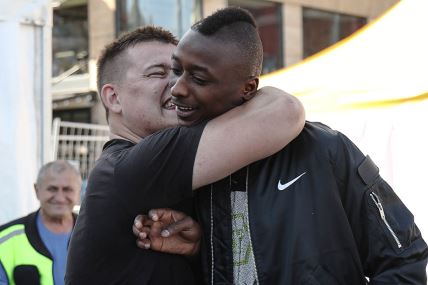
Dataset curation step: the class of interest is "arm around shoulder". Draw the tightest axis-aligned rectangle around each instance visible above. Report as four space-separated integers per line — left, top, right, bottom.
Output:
192 86 305 189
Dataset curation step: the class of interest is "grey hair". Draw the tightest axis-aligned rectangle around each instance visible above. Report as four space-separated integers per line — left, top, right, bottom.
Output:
36 160 81 186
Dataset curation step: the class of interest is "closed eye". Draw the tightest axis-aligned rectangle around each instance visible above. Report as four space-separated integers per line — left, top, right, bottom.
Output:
145 71 167 78
191 74 208 85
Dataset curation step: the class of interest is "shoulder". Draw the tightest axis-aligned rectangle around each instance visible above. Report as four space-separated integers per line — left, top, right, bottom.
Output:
144 123 207 144
301 121 340 140
0 217 25 233
284 121 361 162
101 139 134 159
89 139 134 176
300 121 365 166
289 121 342 151
299 121 359 146
0 212 36 233
130 123 208 157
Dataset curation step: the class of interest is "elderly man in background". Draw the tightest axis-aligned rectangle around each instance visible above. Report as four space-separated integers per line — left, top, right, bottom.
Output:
0 160 81 285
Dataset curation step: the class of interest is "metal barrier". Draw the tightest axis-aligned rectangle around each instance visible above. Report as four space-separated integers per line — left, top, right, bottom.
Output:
52 118 109 180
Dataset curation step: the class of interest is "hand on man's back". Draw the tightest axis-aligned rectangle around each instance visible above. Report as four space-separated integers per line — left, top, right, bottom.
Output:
133 208 201 256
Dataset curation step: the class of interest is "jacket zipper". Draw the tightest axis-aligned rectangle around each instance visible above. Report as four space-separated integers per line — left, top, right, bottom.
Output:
369 192 402 249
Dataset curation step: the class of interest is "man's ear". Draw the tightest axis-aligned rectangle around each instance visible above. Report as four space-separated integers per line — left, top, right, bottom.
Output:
34 184 40 200
100 84 122 114
242 77 259 101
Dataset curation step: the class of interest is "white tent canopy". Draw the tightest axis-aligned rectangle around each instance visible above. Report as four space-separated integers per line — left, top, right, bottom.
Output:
0 0 52 224
260 0 428 236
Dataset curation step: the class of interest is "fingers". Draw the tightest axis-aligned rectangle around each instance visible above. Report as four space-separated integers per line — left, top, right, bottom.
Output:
133 215 144 238
148 208 178 224
132 223 142 238
134 223 162 250
134 214 143 229
146 208 201 239
133 215 154 239
136 209 187 225
136 238 151 249
148 208 187 223
134 215 154 229
161 216 201 239
133 209 201 254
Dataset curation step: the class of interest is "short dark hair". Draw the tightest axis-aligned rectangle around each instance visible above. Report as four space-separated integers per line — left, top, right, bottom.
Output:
97 26 178 120
192 7 263 77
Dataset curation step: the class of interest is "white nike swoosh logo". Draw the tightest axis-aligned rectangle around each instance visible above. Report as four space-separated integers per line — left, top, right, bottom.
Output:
278 172 306 191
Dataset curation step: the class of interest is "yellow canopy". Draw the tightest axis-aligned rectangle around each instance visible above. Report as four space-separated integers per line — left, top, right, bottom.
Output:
260 0 428 112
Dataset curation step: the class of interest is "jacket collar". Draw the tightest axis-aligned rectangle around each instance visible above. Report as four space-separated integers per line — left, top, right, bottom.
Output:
24 209 77 259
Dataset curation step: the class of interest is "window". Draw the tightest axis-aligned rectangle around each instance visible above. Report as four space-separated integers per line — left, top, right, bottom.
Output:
52 1 89 77
229 0 283 74
303 8 367 58
53 108 91 124
117 0 202 38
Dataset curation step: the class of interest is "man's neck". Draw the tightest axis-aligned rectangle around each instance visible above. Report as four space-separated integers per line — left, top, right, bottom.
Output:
39 210 74 234
109 132 141 143
108 120 145 143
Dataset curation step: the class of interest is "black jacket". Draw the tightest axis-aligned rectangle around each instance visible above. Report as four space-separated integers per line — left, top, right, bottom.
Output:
196 122 428 284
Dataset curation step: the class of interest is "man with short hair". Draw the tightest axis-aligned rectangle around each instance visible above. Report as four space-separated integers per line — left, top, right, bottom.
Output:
0 160 81 285
135 7 428 284
65 25 304 284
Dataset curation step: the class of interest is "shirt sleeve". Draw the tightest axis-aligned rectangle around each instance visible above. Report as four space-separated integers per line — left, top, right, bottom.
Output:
115 122 207 213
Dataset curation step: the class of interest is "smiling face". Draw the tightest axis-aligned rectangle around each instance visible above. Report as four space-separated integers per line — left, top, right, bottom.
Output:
170 30 256 126
35 168 81 220
114 41 178 138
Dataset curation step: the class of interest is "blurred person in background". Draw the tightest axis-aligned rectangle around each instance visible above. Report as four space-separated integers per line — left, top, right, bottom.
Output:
0 160 81 285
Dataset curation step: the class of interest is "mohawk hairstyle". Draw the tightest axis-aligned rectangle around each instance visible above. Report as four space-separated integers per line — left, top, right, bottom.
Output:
191 7 263 77
97 26 178 120
192 6 257 35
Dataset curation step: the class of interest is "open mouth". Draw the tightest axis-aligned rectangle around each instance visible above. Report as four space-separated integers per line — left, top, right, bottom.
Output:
173 101 197 119
176 105 195 112
162 98 175 110
173 102 195 112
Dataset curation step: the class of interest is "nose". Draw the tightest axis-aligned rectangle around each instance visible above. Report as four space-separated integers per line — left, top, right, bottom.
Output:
170 73 188 99
54 189 68 203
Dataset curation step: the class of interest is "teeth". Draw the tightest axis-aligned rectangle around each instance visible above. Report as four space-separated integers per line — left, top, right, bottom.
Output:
163 100 175 109
176 105 194 111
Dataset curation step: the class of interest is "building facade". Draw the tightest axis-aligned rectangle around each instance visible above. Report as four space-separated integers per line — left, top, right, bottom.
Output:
51 0 398 125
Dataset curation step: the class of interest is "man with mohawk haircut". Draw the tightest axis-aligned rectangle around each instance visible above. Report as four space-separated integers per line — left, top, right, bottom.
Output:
135 7 428 285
